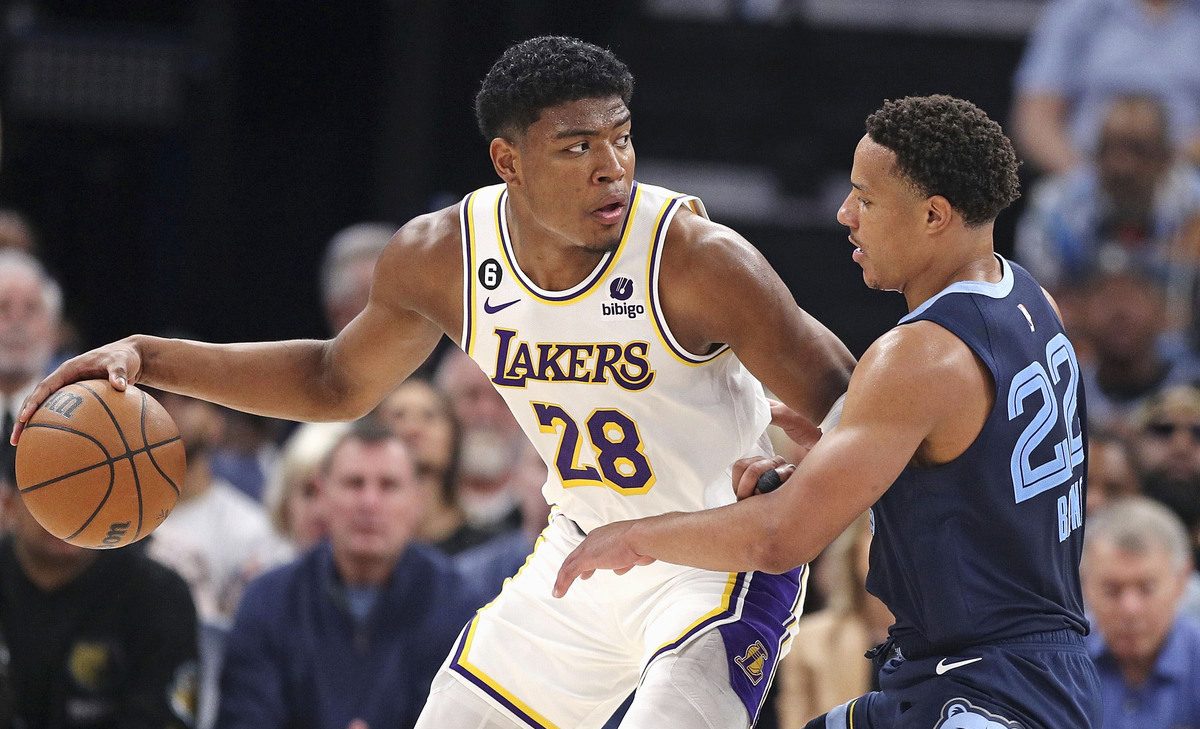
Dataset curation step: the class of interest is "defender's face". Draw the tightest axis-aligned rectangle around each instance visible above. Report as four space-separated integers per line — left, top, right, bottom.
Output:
510 96 634 253
836 135 929 293
1083 540 1187 669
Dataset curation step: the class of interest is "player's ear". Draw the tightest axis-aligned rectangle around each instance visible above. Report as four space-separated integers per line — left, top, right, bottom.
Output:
925 195 953 234
490 137 520 186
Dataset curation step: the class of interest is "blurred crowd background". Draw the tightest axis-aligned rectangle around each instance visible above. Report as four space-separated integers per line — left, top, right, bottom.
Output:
1 1 1200 728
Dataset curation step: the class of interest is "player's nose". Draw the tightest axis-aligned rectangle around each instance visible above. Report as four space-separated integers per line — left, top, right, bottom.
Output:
594 144 626 184
836 194 855 228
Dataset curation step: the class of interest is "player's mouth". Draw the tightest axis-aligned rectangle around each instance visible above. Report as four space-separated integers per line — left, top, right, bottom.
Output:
591 194 629 225
849 235 865 263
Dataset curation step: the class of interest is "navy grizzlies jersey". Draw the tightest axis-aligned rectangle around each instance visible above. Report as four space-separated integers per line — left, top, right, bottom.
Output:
866 255 1089 657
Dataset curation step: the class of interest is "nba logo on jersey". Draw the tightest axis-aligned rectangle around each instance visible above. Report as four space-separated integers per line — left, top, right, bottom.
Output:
602 276 646 320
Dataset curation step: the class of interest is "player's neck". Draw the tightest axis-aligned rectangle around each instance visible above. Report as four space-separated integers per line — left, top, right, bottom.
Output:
902 237 999 313
504 196 607 291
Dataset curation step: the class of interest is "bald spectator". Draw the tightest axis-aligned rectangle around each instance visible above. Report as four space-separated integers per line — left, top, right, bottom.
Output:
319 222 396 334
434 349 528 535
1083 497 1200 728
0 251 60 486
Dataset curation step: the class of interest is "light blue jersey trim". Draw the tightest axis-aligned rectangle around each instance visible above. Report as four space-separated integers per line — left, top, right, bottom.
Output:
899 254 1014 325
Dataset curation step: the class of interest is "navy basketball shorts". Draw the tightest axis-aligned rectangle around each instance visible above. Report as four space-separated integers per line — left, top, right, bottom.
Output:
805 630 1100 729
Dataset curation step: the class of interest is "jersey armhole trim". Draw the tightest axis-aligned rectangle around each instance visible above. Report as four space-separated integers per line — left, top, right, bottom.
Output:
460 191 478 356
647 195 732 366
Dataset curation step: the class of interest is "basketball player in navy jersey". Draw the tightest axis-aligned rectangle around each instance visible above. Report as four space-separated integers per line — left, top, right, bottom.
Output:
557 95 1102 728
12 37 855 728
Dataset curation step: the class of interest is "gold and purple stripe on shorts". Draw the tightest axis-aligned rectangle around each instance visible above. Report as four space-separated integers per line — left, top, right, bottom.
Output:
723 565 807 723
448 615 559 729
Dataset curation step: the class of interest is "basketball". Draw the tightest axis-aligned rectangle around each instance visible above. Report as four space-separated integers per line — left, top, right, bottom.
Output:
14 379 185 549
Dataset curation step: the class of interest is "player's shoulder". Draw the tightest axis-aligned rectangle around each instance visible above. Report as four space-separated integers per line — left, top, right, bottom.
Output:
379 204 462 268
370 204 464 309
858 322 981 392
658 201 768 292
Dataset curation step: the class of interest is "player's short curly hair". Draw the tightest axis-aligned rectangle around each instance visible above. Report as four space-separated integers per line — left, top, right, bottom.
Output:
475 36 634 140
865 95 1021 227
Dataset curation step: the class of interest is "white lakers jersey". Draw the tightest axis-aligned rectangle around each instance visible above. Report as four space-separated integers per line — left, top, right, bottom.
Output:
459 181 772 533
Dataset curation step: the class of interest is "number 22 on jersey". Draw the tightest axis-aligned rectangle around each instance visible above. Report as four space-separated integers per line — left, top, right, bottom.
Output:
1007 332 1084 541
532 402 656 494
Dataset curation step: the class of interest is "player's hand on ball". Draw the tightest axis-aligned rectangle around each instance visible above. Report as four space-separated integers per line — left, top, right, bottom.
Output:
733 455 795 500
12 337 144 445
553 521 655 598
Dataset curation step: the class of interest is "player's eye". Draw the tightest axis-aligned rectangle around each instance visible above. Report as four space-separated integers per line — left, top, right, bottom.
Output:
566 141 588 154
615 133 631 148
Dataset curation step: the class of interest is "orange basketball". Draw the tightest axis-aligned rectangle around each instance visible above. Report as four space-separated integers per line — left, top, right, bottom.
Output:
14 379 185 549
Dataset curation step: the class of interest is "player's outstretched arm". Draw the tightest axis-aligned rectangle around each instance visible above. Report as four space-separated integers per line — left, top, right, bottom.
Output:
554 322 985 595
12 209 458 445
658 211 855 437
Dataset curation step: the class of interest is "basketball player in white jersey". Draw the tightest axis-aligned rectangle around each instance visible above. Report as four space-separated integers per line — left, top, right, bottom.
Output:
12 37 854 727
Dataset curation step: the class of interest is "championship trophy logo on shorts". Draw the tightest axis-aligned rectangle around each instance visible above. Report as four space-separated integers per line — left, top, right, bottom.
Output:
734 640 769 685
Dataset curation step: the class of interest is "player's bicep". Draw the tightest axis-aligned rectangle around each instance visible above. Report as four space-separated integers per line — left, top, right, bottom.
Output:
663 220 854 420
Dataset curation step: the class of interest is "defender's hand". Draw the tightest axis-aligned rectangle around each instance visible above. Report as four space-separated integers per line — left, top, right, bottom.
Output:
768 399 822 452
11 338 144 445
553 521 655 598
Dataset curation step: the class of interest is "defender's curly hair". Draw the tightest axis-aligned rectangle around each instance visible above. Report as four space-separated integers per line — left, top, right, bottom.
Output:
475 36 634 140
865 95 1020 227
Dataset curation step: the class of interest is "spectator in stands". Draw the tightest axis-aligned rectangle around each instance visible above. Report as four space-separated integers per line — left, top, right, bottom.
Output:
1088 431 1142 515
0 477 199 729
0 250 60 497
455 444 551 599
320 222 395 334
1079 270 1199 430
1015 95 1200 322
1083 497 1200 728
265 421 349 550
375 376 498 554
147 391 290 729
1012 0 1200 175
210 410 284 503
0 210 37 254
1130 384 1200 565
434 349 528 535
773 513 892 728
217 420 483 729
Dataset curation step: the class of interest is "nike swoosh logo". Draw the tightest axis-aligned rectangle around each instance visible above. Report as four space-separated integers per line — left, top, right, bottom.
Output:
483 297 520 314
935 657 982 675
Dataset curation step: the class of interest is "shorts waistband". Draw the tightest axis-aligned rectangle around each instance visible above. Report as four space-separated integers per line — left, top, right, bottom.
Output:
986 628 1086 649
892 628 1087 660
